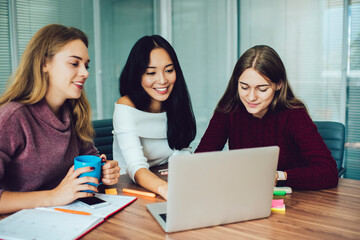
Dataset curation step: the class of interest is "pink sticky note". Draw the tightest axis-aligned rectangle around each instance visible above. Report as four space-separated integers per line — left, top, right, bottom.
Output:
272 199 284 208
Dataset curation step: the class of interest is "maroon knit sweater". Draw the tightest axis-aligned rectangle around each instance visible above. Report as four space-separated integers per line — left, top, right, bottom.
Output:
195 105 339 190
0 99 98 198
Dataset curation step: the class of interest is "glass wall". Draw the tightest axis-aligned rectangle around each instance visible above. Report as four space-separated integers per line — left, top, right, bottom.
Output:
0 0 11 94
240 0 344 122
99 0 154 119
1 0 359 179
0 0 155 120
0 0 95 112
239 0 360 180
346 0 360 179
172 0 237 148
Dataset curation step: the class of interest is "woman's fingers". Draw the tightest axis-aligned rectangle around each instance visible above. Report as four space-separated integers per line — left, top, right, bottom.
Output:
160 171 168 175
75 183 99 193
102 178 118 185
75 191 96 199
72 166 96 178
101 160 120 185
102 172 119 179
51 166 103 206
102 166 120 175
102 161 120 175
102 160 118 169
76 176 99 185
100 154 107 162
65 165 75 177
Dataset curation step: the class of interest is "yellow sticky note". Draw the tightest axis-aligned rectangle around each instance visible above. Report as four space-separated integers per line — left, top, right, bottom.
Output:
105 188 118 195
271 207 285 212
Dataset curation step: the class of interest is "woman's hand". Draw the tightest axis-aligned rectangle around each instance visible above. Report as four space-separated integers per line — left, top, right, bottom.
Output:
49 166 99 206
157 182 168 200
100 154 121 185
275 171 287 186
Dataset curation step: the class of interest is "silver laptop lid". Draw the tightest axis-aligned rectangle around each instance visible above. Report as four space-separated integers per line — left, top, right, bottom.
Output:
165 146 279 232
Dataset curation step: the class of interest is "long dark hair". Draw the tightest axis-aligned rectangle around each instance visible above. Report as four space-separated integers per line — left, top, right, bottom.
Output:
217 45 306 113
119 35 196 150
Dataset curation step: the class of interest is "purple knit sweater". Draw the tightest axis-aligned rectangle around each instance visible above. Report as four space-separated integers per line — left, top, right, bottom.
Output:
0 99 98 198
195 105 339 190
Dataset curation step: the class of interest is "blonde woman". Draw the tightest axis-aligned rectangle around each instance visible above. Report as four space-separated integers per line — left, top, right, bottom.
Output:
0 24 120 214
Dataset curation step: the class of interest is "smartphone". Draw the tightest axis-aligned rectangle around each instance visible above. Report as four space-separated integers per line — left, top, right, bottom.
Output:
77 197 110 209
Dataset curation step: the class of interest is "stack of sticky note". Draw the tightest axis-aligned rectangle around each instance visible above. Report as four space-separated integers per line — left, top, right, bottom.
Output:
271 199 285 213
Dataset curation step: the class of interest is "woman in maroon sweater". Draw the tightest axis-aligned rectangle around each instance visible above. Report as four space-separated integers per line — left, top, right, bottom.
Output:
0 24 120 214
196 45 338 190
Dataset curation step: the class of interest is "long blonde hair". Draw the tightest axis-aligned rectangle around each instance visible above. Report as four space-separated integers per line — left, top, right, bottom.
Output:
0 24 94 143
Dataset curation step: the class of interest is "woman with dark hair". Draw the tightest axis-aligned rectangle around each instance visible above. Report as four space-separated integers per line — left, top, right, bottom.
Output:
0 24 120 214
196 45 338 190
113 35 196 199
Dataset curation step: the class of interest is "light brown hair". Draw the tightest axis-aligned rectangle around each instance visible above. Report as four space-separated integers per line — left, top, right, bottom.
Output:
217 45 306 113
0 24 94 143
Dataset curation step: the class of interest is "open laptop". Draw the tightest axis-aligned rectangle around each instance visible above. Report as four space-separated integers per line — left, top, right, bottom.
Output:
146 146 280 233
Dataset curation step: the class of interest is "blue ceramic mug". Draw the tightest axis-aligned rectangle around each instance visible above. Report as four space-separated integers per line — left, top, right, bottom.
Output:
74 155 105 192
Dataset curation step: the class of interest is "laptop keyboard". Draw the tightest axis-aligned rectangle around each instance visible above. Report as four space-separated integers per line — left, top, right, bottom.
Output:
160 213 167 222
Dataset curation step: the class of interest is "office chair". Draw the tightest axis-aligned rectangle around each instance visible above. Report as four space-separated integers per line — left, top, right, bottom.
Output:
314 121 346 177
92 118 114 160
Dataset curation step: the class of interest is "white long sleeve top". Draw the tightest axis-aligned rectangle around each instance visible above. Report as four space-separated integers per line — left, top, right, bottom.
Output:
113 103 189 182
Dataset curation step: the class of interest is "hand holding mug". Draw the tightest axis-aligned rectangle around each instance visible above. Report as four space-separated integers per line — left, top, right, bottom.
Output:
50 165 99 206
74 155 105 192
99 154 121 185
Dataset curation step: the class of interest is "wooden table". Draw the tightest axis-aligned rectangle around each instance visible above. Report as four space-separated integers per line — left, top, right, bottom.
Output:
1 166 359 239
82 166 360 240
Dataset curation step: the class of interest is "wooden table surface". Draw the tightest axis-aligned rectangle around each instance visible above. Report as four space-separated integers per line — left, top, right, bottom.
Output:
1 165 360 240
82 166 360 240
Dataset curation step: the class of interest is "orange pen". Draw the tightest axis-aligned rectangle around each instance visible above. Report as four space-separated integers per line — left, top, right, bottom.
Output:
54 208 92 215
122 188 156 198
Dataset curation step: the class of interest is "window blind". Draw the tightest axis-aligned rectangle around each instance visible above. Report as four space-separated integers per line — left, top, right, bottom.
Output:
346 0 360 179
15 0 91 60
172 0 237 148
240 0 344 122
0 0 11 94
14 0 96 115
99 0 154 119
0 0 95 115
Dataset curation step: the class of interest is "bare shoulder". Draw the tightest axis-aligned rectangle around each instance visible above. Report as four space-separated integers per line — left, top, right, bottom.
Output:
116 96 136 108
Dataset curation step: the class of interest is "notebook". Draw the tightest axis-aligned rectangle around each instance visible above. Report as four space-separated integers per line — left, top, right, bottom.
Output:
0 193 136 240
147 146 280 233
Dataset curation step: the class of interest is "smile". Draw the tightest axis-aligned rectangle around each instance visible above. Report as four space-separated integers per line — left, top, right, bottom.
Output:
73 81 84 90
154 87 168 94
247 102 259 108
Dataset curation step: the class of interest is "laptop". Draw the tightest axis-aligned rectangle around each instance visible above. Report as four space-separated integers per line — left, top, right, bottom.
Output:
146 146 280 233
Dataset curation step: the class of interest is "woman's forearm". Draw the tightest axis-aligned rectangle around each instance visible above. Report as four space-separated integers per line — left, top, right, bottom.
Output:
0 190 55 214
134 168 168 199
